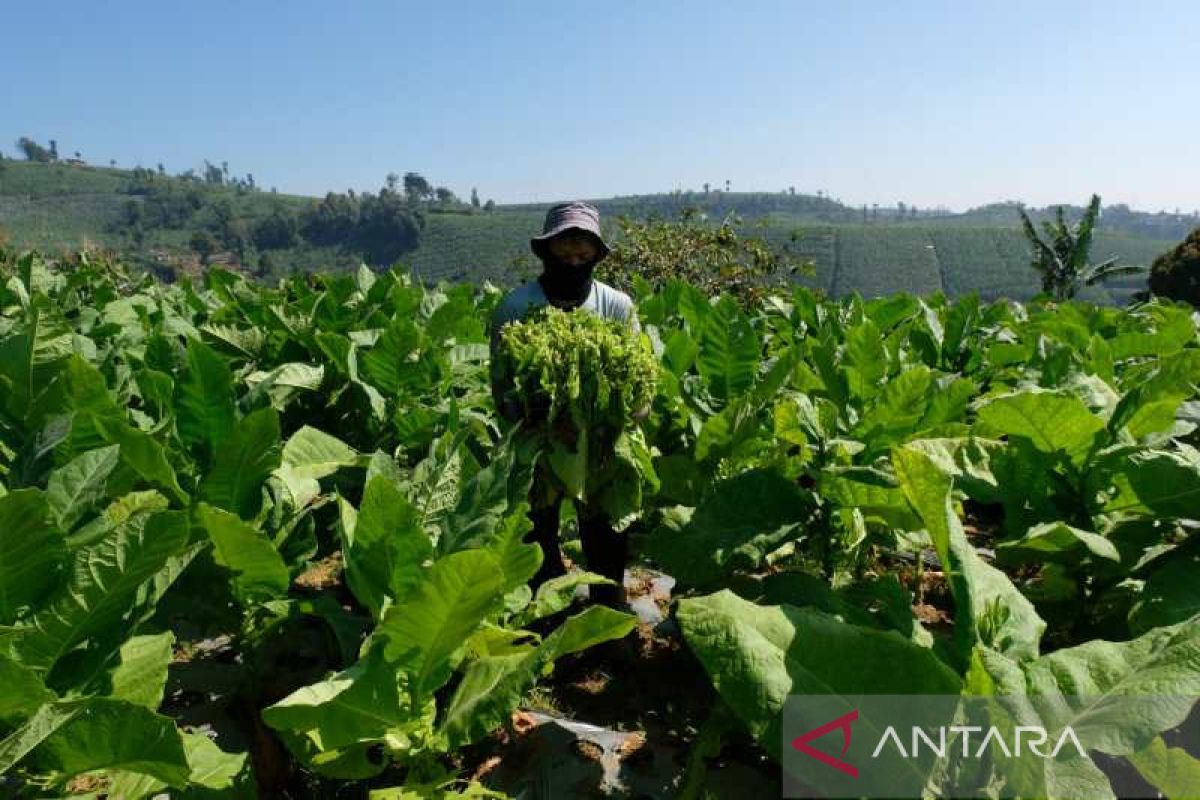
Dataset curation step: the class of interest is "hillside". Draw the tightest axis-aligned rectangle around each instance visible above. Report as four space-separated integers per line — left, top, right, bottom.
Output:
0 159 1182 302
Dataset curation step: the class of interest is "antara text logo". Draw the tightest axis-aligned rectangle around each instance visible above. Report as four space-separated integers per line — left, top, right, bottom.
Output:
783 694 1196 799
870 722 1085 760
790 709 1085 778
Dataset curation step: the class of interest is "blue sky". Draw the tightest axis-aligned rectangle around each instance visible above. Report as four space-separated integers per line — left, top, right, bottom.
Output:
6 1 1198 211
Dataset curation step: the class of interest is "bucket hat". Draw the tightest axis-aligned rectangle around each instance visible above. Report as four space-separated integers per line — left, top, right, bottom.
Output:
530 201 610 261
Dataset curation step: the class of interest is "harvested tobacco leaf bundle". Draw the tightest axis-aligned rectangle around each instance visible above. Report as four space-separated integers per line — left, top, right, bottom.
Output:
494 306 656 435
494 307 658 511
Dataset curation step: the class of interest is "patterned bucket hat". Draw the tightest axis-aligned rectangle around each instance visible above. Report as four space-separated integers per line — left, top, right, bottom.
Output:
530 201 611 261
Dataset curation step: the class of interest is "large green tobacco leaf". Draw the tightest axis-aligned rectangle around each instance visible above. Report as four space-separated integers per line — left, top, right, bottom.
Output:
819 466 922 530
1128 737 1200 799
513 571 615 626
1107 352 1200 440
199 407 281 519
339 476 434 620
404 433 468 539
970 615 1200 799
174 339 236 463
989 437 1062 536
976 615 1200 747
245 361 325 409
369 782 507 799
1128 543 1200 634
898 436 1002 503
662 327 700 377
1103 450 1200 519
695 295 760 400
264 644 427 755
995 521 1121 565
975 390 1106 465
277 425 365 508
695 351 794 463
440 605 636 747
201 322 266 359
894 445 1045 667
0 653 54 725
646 469 810 588
13 511 190 674
66 489 169 550
24 698 191 787
55 356 188 504
0 489 66 625
0 307 71 410
850 365 933 453
45 444 120 530
281 426 364 478
178 731 249 791
841 317 889 402
677 590 961 762
0 701 84 775
379 549 506 701
694 393 761 464
1108 307 1197 360
591 429 660 525
360 318 432 396
545 429 589 500
106 730 250 797
474 503 541 595
440 442 530 555
194 503 289 605
762 572 932 646
90 415 189 505
102 631 174 709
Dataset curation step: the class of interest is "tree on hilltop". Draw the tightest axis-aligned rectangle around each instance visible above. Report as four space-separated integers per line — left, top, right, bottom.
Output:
16 137 54 163
403 172 432 203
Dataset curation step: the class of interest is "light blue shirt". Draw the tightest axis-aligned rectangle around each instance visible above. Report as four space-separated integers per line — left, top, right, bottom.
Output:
490 278 639 349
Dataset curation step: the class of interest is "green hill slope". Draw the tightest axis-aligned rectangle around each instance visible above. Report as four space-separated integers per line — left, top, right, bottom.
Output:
0 159 1179 302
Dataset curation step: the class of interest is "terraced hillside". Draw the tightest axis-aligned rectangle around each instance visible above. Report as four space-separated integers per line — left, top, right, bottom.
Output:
0 160 1179 301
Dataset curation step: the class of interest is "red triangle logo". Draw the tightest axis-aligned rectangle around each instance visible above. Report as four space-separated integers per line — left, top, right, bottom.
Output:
790 709 859 778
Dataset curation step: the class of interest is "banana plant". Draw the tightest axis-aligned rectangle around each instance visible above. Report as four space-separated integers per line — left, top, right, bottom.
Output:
1018 194 1147 301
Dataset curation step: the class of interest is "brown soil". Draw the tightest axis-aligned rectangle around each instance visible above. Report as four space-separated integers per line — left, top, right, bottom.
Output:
292 551 344 592
65 774 110 795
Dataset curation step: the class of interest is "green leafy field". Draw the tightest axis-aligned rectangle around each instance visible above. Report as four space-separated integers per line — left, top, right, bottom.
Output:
1 247 1198 798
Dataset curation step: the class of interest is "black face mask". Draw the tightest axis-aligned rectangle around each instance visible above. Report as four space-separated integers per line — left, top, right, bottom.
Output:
538 258 595 307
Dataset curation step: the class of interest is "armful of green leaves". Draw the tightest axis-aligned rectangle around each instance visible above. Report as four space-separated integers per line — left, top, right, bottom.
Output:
492 308 659 514
492 307 657 433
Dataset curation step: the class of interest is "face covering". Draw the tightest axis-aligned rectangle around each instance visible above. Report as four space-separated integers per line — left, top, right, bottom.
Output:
538 258 595 307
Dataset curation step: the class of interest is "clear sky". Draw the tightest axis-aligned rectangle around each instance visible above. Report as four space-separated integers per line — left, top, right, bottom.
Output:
6 1 1198 212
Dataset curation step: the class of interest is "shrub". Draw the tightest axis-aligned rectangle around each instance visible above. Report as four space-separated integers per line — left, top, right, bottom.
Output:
1148 227 1200 306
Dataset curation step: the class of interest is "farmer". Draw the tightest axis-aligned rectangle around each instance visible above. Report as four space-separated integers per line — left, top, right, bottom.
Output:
489 201 640 608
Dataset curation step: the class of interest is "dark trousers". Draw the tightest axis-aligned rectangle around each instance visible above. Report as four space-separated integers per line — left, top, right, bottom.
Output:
526 495 628 607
